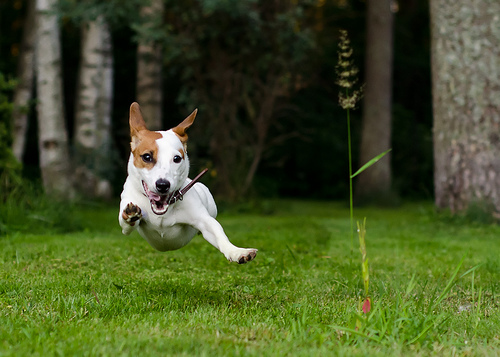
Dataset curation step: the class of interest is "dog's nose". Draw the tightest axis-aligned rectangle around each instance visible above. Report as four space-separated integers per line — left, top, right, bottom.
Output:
155 179 170 194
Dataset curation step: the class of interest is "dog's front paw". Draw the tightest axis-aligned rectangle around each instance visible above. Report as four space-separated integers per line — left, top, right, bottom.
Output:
122 203 142 226
228 248 257 264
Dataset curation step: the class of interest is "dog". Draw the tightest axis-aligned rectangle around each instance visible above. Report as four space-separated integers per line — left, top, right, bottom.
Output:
119 102 257 264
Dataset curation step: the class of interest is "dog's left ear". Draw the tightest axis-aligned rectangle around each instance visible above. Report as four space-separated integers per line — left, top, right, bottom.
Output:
172 109 197 146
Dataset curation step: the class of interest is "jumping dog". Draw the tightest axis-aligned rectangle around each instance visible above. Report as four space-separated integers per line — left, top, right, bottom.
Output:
119 102 257 264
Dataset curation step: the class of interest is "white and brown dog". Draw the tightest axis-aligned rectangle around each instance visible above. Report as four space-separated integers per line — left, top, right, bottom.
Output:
119 102 257 264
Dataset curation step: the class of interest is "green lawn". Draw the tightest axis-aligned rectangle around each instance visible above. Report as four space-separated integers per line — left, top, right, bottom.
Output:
1 200 499 356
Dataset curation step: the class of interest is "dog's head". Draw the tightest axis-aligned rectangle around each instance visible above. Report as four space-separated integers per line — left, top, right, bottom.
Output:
128 102 197 215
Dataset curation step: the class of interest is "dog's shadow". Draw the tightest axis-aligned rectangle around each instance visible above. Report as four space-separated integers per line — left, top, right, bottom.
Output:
125 275 253 312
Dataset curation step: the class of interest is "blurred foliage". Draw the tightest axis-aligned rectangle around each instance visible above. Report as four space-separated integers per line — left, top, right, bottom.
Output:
0 179 84 235
158 0 320 199
1 0 434 202
0 72 23 202
58 0 143 26
0 72 81 235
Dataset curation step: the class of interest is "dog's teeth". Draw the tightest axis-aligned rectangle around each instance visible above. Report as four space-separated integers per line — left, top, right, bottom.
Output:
151 202 169 215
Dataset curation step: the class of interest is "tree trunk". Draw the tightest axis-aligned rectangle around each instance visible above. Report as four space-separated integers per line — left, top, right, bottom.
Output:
12 0 36 162
74 17 114 199
355 0 395 203
430 0 500 216
35 0 73 198
136 0 164 130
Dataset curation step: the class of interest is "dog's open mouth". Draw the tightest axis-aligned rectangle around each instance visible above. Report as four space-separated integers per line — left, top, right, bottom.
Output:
142 181 169 215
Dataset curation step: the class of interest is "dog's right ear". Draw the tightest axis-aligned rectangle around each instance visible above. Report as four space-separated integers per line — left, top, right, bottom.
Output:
130 102 148 136
129 102 148 151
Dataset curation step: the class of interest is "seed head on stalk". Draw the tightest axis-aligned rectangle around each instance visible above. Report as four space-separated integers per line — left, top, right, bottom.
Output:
336 29 363 109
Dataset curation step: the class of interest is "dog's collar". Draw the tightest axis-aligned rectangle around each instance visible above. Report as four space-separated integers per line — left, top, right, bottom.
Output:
165 168 209 208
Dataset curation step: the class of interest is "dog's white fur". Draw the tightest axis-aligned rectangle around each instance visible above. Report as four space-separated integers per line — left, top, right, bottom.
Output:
119 102 257 264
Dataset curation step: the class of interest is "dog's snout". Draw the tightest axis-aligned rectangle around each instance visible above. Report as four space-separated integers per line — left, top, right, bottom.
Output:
156 179 171 194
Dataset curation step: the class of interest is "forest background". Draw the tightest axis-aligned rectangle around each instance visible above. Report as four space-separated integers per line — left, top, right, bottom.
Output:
0 0 469 212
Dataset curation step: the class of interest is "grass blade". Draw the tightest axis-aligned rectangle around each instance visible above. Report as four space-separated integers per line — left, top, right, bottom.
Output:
407 315 449 345
331 325 381 342
404 273 417 298
351 149 392 178
432 255 466 307
286 244 297 262
460 263 483 279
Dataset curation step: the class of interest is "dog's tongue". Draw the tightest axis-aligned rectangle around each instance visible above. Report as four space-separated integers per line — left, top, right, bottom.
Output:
142 181 169 215
148 191 161 202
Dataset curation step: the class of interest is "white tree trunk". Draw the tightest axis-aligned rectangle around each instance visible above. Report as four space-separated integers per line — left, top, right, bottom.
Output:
431 0 500 216
12 0 36 162
35 0 73 198
74 16 113 198
136 0 164 130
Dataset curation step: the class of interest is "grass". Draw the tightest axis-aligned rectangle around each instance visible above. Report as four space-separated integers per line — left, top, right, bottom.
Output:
1 200 500 356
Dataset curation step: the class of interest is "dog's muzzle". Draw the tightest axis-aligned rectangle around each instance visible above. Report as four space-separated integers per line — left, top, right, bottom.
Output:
142 180 170 215
141 169 209 216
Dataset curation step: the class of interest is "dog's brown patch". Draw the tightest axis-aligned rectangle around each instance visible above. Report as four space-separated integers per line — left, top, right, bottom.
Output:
132 131 162 169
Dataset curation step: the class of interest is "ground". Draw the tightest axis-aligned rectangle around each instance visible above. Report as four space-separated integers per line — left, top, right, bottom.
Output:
1 200 499 356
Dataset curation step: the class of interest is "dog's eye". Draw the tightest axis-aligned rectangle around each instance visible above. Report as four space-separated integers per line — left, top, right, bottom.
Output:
141 153 154 163
173 155 182 164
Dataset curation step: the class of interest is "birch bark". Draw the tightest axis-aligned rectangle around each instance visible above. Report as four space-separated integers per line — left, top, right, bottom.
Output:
35 0 73 198
74 16 113 198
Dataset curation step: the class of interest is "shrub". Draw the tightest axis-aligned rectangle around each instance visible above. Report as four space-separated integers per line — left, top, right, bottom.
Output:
0 72 22 203
0 73 82 235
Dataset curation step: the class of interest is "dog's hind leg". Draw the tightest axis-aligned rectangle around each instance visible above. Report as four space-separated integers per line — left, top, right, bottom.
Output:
193 216 257 264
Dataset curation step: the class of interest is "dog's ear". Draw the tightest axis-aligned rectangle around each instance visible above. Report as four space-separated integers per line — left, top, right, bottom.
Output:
172 109 197 144
130 102 148 137
129 102 148 151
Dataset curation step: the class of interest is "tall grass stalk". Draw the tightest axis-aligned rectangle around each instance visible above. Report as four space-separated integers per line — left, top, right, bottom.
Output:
336 30 391 257
346 94 355 254
336 30 362 257
336 29 409 340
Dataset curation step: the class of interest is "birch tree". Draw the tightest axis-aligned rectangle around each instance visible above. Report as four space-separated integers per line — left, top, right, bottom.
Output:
136 0 164 130
35 0 73 198
74 16 114 199
431 0 500 217
12 0 36 162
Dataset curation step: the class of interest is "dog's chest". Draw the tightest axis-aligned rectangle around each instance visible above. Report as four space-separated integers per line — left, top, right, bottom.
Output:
138 213 197 251
143 208 178 230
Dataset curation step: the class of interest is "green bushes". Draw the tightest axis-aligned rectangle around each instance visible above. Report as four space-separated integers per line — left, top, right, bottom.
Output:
0 73 22 203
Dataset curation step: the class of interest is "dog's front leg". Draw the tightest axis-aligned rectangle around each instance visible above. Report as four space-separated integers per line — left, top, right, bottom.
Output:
194 216 257 264
119 202 143 235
